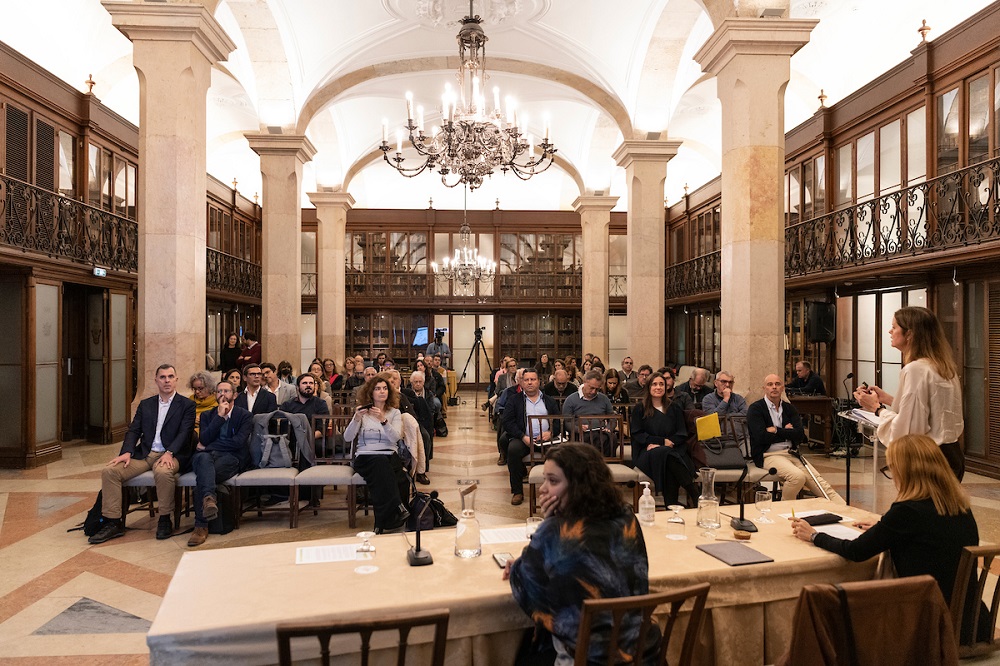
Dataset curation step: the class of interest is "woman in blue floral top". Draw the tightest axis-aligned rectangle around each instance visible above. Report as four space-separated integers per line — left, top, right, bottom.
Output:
505 443 659 665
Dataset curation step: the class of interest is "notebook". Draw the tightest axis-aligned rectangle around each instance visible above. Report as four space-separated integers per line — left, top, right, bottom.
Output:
696 542 774 566
696 413 722 440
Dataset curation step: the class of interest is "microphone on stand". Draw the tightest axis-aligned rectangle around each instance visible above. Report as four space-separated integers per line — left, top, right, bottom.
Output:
730 466 757 533
842 372 855 405
407 490 438 567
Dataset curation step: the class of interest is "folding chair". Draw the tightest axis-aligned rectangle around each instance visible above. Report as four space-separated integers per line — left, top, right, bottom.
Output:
950 545 1000 658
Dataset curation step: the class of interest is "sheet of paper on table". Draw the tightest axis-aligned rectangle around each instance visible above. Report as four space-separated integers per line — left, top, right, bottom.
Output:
481 526 530 544
295 544 358 564
851 408 882 426
815 523 863 540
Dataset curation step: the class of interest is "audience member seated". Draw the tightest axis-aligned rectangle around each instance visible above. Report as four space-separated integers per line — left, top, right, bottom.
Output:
619 356 636 383
505 443 658 664
786 360 827 396
219 332 241 376
664 371 694 411
502 368 560 506
344 376 410 533
676 368 713 408
276 360 295 384
322 358 344 391
279 373 331 442
494 371 524 466
402 370 434 484
700 370 748 418
543 369 577 399
563 370 616 442
225 368 244 395
188 371 217 437
492 358 520 406
624 364 652 398
383 369 414 418
426 330 452 368
373 352 388 372
535 353 554 385
630 372 698 507
412 358 442 418
748 374 843 503
235 363 277 416
89 364 196 544
235 330 261 368
261 362 297 405
602 368 631 405
790 433 988 643
187 380 252 547
343 357 356 381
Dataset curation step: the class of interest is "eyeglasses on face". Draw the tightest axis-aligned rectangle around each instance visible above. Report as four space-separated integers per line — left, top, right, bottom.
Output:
879 465 892 480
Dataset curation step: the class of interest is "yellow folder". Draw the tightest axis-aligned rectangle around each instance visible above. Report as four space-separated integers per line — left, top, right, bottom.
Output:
696 412 722 441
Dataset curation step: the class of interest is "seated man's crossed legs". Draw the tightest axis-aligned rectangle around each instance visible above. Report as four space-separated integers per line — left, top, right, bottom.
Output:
188 450 242 547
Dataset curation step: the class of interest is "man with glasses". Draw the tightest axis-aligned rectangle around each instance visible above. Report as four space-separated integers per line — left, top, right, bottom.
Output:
701 371 748 417
677 368 713 408
624 364 653 398
235 363 277 415
747 374 843 503
620 356 636 383
188 371 217 437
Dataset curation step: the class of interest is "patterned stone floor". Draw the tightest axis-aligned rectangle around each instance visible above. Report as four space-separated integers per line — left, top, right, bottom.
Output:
1 398 999 664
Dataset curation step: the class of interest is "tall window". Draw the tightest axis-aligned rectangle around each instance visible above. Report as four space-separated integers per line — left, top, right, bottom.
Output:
937 88 960 175
835 143 853 208
968 74 990 165
906 107 926 184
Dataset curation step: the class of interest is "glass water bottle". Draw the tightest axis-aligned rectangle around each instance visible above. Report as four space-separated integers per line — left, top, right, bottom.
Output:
455 480 481 558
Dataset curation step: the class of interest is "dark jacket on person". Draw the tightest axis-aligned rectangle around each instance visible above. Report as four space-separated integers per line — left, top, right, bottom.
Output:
542 381 576 398
279 395 330 431
786 371 827 396
676 380 713 407
121 393 197 467
429 369 446 400
402 387 435 437
502 391 560 442
235 387 278 416
746 397 806 468
199 405 253 470
219 346 241 374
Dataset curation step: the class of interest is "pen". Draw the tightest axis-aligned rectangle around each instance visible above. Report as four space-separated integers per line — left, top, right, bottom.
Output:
791 507 796 519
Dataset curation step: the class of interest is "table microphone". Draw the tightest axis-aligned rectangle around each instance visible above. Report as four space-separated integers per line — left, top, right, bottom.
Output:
729 466 757 533
407 491 437 566
841 373 854 404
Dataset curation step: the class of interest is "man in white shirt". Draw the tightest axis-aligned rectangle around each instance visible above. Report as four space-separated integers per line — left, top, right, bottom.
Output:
261 362 296 405
235 363 277 415
620 357 636 383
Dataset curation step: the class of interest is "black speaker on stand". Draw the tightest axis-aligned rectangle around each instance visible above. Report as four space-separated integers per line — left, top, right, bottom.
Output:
807 302 836 344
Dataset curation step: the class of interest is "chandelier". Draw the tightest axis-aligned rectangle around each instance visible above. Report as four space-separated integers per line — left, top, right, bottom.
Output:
380 0 557 191
431 187 497 289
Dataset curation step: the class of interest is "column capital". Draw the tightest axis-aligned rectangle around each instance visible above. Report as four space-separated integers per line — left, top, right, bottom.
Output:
612 140 682 169
102 2 236 63
572 195 619 214
308 191 356 211
245 133 318 163
694 18 818 76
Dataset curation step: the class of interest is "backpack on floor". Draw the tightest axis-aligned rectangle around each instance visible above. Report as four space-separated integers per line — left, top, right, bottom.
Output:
66 491 107 537
207 485 237 535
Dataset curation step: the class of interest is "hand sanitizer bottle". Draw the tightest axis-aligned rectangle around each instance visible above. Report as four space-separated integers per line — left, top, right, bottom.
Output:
638 481 655 527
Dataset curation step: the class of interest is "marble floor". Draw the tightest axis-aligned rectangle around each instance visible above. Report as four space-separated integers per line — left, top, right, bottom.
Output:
1 397 999 664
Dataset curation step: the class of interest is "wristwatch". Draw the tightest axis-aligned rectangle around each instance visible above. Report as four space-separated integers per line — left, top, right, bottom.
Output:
381 420 388 426
810 532 818 543
875 404 886 416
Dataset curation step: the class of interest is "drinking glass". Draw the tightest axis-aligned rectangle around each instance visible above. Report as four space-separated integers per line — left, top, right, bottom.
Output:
356 531 376 560
666 505 687 540
525 516 543 540
755 491 774 524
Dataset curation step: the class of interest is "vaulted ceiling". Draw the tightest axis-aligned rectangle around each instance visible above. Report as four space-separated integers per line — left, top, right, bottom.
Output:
1 0 993 211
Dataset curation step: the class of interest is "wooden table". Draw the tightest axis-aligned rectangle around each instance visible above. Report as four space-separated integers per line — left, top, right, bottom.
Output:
789 395 835 452
147 499 878 665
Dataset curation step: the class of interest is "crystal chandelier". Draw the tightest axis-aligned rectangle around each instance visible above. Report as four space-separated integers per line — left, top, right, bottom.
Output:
380 0 557 191
431 187 497 289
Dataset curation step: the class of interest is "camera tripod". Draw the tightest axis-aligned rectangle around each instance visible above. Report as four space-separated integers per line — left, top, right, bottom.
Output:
452 332 494 404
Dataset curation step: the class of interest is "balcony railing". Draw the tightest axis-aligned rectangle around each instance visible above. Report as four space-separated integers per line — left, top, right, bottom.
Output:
0 173 137 272
302 271 316 296
207 249 261 299
665 252 721 299
786 156 1000 276
609 274 627 297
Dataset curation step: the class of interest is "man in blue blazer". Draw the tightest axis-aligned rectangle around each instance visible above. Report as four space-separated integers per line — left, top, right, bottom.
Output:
187 380 253 547
90 364 196 544
234 363 277 415
501 368 560 506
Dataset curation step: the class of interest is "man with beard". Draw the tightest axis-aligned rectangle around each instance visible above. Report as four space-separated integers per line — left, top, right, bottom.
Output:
664 371 694 411
280 373 330 441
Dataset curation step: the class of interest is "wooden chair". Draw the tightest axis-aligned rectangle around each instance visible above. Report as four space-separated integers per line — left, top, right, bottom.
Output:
574 583 710 666
276 607 450 666
950 545 1000 658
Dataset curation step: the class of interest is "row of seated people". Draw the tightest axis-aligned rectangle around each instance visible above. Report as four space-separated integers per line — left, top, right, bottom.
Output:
88 363 434 547
492 364 843 508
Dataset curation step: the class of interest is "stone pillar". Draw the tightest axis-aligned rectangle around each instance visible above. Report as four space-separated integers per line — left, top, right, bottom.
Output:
103 2 235 400
246 134 317 371
573 195 618 360
695 19 816 400
307 191 354 366
612 141 681 369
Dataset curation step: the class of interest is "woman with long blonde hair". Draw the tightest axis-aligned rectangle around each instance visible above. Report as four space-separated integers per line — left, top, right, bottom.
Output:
854 306 964 479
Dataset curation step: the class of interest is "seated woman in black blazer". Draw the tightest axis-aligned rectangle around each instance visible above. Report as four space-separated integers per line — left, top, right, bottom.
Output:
791 433 986 642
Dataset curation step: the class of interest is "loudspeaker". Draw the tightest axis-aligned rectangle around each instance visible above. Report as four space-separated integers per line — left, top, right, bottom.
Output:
807 302 836 344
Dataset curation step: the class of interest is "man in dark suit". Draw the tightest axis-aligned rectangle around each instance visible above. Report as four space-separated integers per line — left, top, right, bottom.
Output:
502 368 560 506
402 369 434 484
90 363 196 544
747 374 842 503
235 363 277 415
187 380 253 547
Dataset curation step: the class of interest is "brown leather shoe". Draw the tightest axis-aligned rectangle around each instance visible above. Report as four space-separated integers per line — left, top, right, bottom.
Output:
187 527 209 547
202 495 219 521
511 493 524 506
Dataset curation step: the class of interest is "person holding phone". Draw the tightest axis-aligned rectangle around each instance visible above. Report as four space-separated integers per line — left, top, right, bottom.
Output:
853 306 965 480
343 376 409 533
503 443 658 665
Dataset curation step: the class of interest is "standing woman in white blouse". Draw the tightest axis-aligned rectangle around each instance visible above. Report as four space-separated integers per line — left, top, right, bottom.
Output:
854 306 965 480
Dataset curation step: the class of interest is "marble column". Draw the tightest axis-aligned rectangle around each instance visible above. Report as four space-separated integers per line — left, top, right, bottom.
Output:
612 140 681 369
103 2 235 400
246 134 317 371
307 191 354 366
573 195 618 360
695 18 816 400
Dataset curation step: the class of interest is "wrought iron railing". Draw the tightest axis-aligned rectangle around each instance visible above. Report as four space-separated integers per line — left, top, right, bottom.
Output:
207 249 261 299
302 271 317 296
0 173 137 272
609 274 627 297
786 156 1000 275
665 252 721 299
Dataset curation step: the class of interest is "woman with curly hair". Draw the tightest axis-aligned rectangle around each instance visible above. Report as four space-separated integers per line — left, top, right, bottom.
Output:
343 375 409 533
505 443 658 665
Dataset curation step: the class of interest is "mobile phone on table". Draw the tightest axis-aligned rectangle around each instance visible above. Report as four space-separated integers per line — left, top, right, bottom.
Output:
493 552 513 568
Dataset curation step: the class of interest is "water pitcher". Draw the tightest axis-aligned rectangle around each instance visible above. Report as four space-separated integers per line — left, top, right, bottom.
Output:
455 480 481 558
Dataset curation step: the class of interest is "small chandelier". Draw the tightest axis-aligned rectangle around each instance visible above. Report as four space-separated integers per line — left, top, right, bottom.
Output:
380 0 557 191
431 188 497 289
